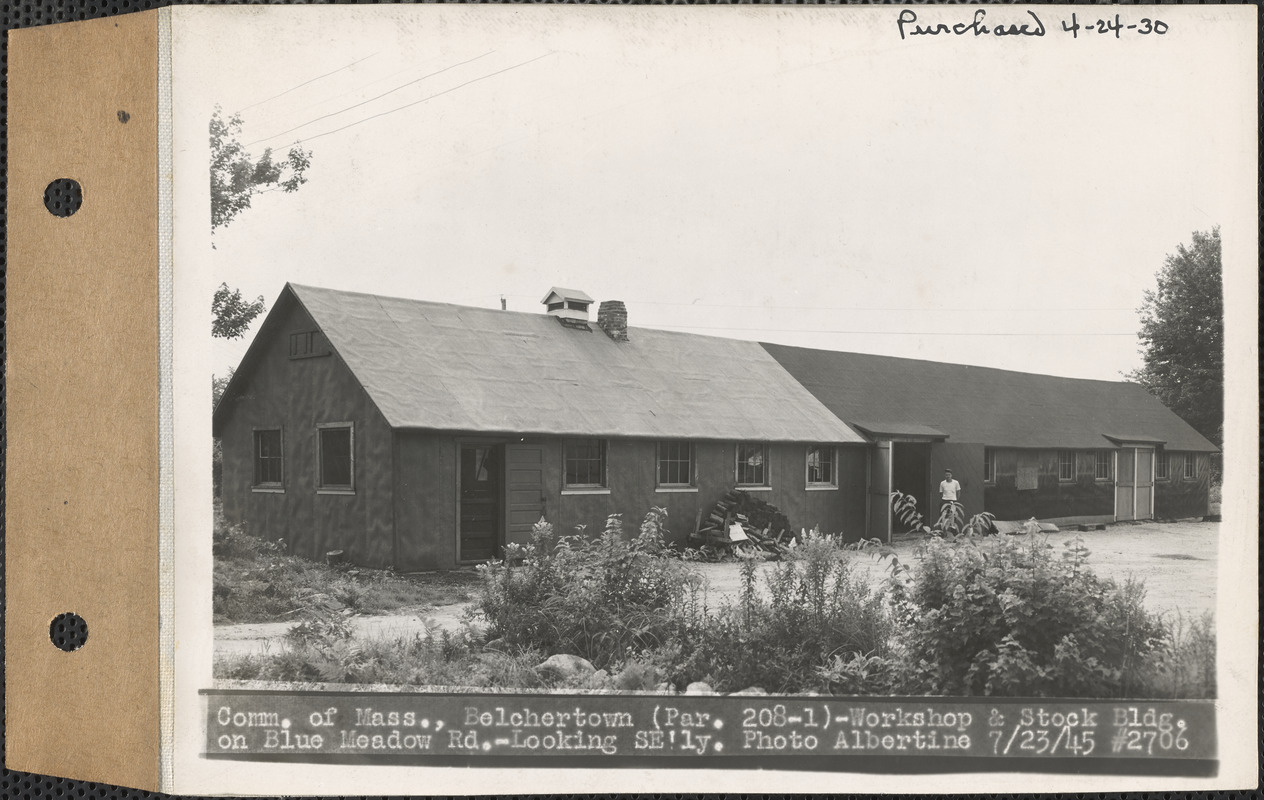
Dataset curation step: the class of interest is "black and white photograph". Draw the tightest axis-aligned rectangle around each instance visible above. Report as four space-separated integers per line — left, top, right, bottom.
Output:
160 4 1256 793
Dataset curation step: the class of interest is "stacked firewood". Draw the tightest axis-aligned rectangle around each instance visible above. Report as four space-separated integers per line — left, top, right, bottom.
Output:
690 489 795 557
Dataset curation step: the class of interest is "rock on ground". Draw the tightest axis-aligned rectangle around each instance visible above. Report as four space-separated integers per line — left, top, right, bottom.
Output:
534 653 596 683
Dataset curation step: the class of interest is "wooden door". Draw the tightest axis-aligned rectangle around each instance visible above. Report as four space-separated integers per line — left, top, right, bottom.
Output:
870 442 893 542
1135 447 1154 520
505 444 546 548
459 445 501 562
1114 448 1136 521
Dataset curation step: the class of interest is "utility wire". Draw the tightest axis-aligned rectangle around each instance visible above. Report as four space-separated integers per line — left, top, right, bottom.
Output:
651 325 1137 336
233 52 380 116
247 51 497 147
291 61 438 115
287 53 554 148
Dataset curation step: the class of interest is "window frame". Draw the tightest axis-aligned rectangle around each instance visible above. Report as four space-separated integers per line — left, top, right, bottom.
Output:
805 444 838 490
655 440 696 491
1155 451 1170 481
251 427 285 492
983 448 995 484
563 438 609 493
1183 453 1196 480
735 442 771 489
316 421 355 494
1057 450 1075 482
1094 450 1113 481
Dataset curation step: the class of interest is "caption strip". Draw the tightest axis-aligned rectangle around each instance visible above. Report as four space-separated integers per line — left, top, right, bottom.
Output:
203 691 1213 770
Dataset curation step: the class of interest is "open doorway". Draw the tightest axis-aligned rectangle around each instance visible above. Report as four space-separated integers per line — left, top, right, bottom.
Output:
459 444 502 562
891 442 931 529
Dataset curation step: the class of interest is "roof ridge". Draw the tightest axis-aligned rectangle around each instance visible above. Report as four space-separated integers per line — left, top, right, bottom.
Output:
287 282 789 347
760 340 1144 387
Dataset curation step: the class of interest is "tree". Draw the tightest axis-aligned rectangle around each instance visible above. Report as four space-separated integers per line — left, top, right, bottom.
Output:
212 368 235 409
1128 227 1223 447
213 282 266 340
210 105 312 233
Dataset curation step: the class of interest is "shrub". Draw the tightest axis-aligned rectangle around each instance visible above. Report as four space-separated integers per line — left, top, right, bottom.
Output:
890 534 1168 697
656 530 894 693
473 509 697 669
892 490 994 537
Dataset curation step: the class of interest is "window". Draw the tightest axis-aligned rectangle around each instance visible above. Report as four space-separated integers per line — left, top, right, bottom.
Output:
656 441 694 487
736 442 769 487
983 448 995 483
1183 453 1196 480
1155 451 1169 480
289 330 328 359
1094 450 1112 481
253 429 283 487
1058 450 1075 482
564 439 607 488
546 301 590 313
806 445 836 487
317 423 354 491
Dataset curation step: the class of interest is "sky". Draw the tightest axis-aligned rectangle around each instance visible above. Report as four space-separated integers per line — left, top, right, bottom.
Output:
173 6 1256 382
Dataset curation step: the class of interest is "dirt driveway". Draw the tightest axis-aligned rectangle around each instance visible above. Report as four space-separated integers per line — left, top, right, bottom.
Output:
214 520 1218 659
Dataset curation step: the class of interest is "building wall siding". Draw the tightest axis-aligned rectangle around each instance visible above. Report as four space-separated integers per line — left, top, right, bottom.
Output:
388 436 869 570
984 447 1114 521
928 442 986 519
218 299 395 567
544 439 867 545
393 431 459 571
1155 451 1211 519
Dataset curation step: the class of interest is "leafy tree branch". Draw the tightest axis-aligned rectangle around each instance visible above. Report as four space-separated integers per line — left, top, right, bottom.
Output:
210 105 312 233
213 283 266 340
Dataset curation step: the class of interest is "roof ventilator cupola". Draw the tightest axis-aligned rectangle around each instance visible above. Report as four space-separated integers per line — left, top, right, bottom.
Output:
541 287 594 331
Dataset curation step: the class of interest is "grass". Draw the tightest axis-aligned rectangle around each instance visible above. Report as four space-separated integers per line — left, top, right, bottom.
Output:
212 507 479 624
215 626 548 688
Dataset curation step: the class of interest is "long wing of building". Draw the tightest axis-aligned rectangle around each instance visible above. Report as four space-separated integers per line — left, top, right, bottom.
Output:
213 284 1217 570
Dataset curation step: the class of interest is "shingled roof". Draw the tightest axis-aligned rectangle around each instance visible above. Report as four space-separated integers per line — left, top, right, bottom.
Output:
761 343 1218 452
270 284 864 443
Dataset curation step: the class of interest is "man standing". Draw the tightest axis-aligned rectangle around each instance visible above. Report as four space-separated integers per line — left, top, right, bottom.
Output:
939 469 962 513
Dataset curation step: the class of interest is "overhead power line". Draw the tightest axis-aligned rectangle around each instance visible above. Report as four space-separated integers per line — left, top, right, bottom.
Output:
233 52 380 116
247 51 497 147
652 325 1137 336
286 52 554 148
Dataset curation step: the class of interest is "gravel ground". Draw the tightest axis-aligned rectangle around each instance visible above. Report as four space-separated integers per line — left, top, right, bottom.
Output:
214 519 1218 659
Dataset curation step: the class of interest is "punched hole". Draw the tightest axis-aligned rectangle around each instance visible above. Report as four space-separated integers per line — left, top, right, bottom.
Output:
43 178 83 218
50 612 89 652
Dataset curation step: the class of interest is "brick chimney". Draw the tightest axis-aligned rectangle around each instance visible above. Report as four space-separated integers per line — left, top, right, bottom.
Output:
597 300 629 342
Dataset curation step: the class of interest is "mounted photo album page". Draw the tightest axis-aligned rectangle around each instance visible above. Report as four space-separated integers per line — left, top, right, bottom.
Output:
162 4 1257 794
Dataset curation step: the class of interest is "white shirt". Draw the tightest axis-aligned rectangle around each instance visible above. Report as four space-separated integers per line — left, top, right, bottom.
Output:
939 478 961 501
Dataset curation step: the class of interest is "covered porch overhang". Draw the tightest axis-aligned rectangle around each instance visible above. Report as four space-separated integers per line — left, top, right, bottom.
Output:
851 420 950 542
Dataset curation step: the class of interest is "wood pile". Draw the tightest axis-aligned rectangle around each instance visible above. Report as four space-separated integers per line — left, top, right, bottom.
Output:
690 489 795 558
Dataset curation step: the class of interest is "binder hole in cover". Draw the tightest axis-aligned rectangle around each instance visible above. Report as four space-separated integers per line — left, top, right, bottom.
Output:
43 178 83 217
49 612 89 652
